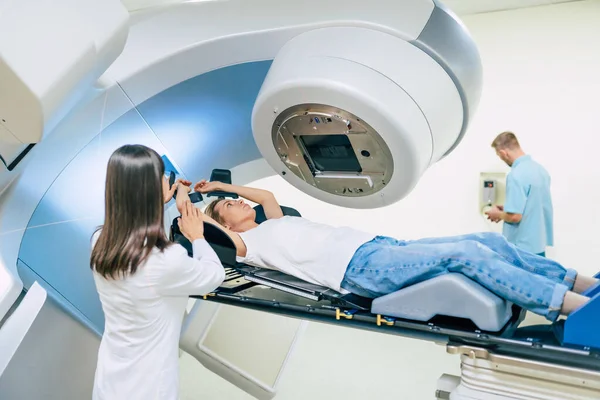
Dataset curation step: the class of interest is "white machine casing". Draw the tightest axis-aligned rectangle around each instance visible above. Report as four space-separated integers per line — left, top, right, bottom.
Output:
0 1 487 399
0 0 129 146
253 24 468 208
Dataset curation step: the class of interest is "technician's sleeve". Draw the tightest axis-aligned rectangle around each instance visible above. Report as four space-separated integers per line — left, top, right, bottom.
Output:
504 174 528 215
159 240 226 296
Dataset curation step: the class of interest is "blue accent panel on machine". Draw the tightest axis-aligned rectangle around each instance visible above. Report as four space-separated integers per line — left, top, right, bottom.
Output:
583 280 600 298
28 109 170 227
161 155 179 175
17 258 101 337
562 292 600 350
19 109 171 331
18 62 271 333
136 61 271 182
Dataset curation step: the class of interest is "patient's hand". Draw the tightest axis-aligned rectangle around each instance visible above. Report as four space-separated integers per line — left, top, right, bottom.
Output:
194 180 227 193
177 181 192 193
164 178 191 203
175 180 193 213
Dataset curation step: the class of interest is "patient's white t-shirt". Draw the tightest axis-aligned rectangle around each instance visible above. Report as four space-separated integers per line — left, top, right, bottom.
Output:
236 216 375 292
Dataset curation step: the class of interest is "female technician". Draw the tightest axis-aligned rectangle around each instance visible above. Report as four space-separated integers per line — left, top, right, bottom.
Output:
90 144 225 400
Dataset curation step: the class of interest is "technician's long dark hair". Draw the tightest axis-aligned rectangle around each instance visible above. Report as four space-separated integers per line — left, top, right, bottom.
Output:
91 144 171 279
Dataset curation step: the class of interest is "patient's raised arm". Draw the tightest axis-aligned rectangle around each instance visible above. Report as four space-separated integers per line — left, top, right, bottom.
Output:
175 183 225 230
195 180 284 220
175 182 193 214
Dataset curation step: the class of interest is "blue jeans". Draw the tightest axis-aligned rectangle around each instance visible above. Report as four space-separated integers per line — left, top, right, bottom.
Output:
340 232 577 322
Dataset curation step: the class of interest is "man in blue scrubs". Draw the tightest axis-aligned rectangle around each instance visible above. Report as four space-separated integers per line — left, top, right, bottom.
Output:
485 132 554 256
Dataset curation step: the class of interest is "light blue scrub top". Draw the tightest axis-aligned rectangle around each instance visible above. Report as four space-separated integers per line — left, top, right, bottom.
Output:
503 155 554 254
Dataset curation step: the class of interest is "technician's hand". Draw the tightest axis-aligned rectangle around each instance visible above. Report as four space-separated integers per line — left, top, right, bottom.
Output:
486 215 500 223
491 205 504 221
194 179 227 193
164 178 191 203
178 201 205 242
485 206 502 223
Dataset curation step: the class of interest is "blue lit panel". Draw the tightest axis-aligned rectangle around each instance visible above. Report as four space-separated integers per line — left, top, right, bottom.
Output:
18 218 107 333
136 61 270 182
20 109 171 331
19 62 270 333
162 155 179 175
28 110 170 228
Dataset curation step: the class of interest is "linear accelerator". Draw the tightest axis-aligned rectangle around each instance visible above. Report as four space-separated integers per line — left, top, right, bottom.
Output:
0 0 599 399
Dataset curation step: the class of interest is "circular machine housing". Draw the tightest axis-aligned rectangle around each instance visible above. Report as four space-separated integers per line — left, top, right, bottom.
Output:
252 7 482 209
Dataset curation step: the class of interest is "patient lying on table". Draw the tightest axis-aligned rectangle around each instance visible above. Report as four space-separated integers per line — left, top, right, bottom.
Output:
175 180 598 322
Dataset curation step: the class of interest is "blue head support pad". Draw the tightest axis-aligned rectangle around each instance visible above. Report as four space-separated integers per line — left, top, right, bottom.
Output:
205 169 239 200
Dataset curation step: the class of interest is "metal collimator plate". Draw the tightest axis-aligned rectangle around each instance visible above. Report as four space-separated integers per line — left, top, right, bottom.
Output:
272 104 394 197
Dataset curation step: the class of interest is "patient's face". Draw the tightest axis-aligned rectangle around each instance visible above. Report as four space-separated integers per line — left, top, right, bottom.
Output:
216 199 255 231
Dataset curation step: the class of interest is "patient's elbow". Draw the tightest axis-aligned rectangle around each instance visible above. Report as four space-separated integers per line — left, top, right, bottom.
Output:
260 191 277 205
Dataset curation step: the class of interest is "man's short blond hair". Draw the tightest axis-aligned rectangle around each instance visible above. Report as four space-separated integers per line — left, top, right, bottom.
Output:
491 131 520 150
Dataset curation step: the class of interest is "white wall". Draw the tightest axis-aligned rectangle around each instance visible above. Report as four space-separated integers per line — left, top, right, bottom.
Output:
180 1 600 398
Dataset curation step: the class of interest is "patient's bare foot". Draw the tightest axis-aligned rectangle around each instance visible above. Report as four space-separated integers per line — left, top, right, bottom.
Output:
560 291 590 316
573 275 599 294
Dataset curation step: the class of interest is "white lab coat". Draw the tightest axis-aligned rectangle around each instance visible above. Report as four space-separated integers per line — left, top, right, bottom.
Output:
91 231 225 400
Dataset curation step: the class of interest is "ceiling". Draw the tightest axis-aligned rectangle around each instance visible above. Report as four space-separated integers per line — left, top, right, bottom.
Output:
120 0 583 14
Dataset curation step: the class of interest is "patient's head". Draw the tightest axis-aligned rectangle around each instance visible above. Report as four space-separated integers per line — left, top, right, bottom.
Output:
205 198 256 232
